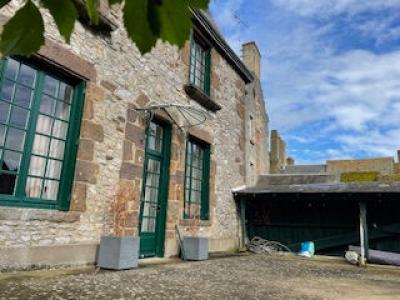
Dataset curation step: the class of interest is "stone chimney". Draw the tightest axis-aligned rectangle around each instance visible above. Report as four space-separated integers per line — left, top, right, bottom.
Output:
242 42 261 79
286 157 295 166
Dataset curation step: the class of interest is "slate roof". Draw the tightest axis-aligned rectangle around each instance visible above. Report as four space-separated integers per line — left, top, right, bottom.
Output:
234 174 400 195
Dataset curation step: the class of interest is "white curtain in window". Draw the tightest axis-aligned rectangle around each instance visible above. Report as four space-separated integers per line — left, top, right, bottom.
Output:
26 111 65 200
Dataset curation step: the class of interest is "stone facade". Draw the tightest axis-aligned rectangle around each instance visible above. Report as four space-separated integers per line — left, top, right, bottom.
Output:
243 42 269 185
0 4 269 268
270 130 287 174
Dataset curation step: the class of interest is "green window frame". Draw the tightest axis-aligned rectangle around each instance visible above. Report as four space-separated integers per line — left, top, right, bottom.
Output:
0 57 85 210
184 137 211 220
189 35 211 96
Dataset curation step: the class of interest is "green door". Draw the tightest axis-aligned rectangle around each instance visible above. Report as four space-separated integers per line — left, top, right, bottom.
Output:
139 120 171 257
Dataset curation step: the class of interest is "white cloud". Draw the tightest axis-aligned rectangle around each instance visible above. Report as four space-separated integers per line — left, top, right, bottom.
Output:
210 0 245 30
336 129 400 157
271 0 400 17
211 0 400 162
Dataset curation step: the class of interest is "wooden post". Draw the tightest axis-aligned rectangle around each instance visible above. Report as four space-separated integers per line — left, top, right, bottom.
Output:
240 198 247 251
359 201 369 266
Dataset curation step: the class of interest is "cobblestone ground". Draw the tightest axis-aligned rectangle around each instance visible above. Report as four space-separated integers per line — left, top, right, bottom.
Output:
1 254 400 299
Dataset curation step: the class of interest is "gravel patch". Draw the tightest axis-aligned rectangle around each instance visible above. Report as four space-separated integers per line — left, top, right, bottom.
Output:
1 254 400 299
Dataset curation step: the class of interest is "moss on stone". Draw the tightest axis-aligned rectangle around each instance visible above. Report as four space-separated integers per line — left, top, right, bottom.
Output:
378 174 400 181
340 171 379 183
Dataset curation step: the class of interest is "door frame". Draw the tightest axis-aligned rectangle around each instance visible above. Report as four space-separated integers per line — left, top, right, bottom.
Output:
138 119 171 257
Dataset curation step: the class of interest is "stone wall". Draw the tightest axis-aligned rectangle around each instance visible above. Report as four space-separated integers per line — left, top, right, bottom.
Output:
242 43 270 186
394 163 400 175
270 130 286 174
0 3 262 266
327 157 395 176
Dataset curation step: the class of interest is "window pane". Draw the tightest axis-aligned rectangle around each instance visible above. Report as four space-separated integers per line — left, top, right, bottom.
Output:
149 122 156 135
148 135 156 150
143 201 157 218
191 190 201 204
53 120 68 140
55 101 70 121
42 180 59 201
5 128 25 151
1 79 14 102
185 176 191 189
144 186 159 204
32 134 50 156
45 159 62 179
189 203 200 218
147 159 160 174
192 179 202 191
4 58 19 80
26 177 42 198
192 167 202 180
3 150 21 172
49 139 65 159
9 107 29 129
146 172 159 187
58 83 73 103
36 115 53 135
18 64 36 87
14 85 32 108
0 102 10 123
0 171 17 195
40 94 56 115
28 156 46 177
142 218 156 233
0 125 5 146
155 125 163 140
43 76 58 97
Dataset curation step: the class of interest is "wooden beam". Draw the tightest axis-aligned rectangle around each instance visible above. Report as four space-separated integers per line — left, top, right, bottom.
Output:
239 198 247 250
359 201 369 266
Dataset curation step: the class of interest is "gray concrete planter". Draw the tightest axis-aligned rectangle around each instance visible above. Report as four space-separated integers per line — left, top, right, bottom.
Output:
182 237 208 261
97 236 140 270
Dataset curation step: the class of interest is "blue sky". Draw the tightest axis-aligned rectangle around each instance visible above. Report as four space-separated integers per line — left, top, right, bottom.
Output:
210 0 400 164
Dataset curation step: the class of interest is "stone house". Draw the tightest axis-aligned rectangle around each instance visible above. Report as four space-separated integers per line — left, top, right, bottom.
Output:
0 3 269 268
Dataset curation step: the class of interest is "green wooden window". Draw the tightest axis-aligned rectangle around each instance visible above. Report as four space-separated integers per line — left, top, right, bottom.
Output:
189 37 211 96
184 138 210 220
0 57 85 210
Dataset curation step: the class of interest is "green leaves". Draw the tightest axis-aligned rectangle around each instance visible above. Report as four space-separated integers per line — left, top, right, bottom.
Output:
108 0 123 5
0 0 44 57
85 0 99 25
0 0 211 57
123 0 159 54
157 0 209 48
124 0 210 54
41 0 78 43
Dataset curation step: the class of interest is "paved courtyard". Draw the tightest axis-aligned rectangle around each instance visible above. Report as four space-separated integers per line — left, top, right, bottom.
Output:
1 254 400 299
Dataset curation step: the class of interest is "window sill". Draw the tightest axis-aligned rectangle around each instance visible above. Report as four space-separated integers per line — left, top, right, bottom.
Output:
184 84 221 112
0 207 80 223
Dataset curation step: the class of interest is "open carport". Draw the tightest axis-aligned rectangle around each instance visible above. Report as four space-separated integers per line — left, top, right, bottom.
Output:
234 174 400 263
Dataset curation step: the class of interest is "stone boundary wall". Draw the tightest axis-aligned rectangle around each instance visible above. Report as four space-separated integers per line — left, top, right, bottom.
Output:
327 157 395 176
